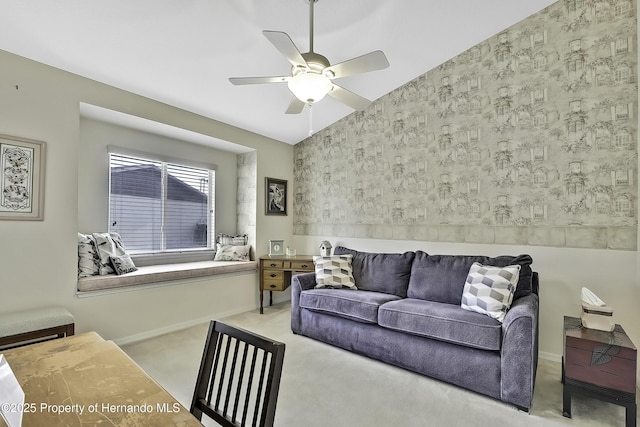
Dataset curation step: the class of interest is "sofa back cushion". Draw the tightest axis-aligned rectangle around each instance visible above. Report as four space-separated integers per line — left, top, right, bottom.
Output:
407 251 533 305
333 247 415 297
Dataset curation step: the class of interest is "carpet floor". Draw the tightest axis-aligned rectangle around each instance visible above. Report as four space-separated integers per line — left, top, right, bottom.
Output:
122 302 636 426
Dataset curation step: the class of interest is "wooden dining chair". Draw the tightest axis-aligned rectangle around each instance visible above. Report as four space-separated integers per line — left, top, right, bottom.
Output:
190 321 286 427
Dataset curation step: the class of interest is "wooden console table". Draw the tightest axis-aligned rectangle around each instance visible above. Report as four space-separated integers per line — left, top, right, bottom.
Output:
259 254 314 314
562 316 637 427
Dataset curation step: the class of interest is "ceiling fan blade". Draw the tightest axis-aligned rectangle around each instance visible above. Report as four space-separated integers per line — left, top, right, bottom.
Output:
263 30 308 69
328 84 372 111
285 97 306 114
229 76 290 85
324 50 389 79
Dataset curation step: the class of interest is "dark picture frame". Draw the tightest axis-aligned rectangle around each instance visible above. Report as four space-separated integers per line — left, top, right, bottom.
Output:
265 177 287 216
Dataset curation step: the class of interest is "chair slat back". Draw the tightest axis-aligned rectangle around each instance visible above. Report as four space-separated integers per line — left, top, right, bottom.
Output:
191 321 285 427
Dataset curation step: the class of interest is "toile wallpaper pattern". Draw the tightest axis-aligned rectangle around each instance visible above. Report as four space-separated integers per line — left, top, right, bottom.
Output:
293 0 638 250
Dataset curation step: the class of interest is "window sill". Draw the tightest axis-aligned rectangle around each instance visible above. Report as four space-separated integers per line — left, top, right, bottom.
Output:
76 260 258 296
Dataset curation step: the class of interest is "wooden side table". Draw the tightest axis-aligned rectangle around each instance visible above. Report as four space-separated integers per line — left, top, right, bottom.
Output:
562 316 637 427
259 255 314 314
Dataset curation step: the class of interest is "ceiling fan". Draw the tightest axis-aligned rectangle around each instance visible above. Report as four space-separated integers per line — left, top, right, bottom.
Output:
229 0 390 114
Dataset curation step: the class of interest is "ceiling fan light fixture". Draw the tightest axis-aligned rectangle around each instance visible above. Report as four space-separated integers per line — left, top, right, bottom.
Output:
287 72 332 104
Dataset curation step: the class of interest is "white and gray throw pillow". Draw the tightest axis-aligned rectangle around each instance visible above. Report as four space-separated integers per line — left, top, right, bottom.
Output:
313 255 357 289
110 254 138 275
461 262 520 322
77 232 100 278
214 244 251 261
92 232 128 275
217 233 248 246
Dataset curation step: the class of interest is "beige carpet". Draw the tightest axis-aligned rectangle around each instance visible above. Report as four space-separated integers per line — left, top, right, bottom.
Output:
122 302 636 426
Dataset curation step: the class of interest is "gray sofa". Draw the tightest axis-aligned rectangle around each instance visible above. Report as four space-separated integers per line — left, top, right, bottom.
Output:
291 246 539 411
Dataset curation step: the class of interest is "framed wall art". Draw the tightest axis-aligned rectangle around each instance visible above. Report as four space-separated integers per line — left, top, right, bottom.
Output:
0 134 46 221
265 177 287 216
268 239 285 256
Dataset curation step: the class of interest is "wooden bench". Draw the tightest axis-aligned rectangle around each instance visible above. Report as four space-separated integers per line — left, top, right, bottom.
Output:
0 307 75 350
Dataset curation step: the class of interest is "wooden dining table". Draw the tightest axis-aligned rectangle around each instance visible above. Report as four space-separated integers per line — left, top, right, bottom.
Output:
0 332 203 427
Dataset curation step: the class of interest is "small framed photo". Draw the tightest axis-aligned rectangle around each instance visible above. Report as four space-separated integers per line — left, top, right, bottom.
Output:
265 177 287 216
0 134 46 221
269 240 285 256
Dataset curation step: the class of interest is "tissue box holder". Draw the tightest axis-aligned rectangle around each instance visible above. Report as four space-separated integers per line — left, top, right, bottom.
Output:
581 303 614 332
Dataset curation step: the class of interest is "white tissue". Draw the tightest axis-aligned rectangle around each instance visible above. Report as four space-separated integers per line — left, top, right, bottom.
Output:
581 287 606 307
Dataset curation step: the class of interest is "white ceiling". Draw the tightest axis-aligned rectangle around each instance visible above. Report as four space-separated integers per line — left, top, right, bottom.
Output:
1 0 557 145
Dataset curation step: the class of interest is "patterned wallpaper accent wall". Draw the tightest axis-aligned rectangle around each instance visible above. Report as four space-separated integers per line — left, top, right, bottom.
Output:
293 0 638 250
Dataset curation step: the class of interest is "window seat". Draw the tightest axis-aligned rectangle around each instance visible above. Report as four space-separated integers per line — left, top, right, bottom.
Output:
77 260 258 293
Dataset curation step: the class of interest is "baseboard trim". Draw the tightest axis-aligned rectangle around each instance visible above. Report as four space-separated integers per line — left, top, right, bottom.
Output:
113 303 258 346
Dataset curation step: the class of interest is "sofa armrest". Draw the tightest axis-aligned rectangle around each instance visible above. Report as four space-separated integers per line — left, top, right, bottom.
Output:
294 272 316 291
291 272 316 334
500 293 539 411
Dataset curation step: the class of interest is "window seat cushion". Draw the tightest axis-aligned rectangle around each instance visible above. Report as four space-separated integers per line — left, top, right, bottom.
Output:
77 260 258 292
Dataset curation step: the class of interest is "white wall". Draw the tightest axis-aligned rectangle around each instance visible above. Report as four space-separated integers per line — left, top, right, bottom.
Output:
0 49 294 342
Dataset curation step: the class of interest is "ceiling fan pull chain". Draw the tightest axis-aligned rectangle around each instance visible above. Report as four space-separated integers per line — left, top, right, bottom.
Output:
308 103 314 136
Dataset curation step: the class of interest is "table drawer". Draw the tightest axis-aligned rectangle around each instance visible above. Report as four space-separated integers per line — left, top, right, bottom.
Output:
288 261 313 271
263 270 284 281
263 260 283 269
565 345 637 393
264 280 287 291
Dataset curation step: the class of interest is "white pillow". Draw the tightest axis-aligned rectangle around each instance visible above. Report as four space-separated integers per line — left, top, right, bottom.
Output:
214 244 251 261
461 262 520 323
313 255 357 289
217 233 248 246
77 233 100 278
110 254 138 275
92 232 128 275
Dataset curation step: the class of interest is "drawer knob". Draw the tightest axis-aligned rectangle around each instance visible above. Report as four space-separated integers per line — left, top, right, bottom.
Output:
270 284 276 288
270 263 277 267
270 273 277 278
301 264 308 268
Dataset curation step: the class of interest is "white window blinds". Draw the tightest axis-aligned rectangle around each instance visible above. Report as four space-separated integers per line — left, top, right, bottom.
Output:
109 153 215 253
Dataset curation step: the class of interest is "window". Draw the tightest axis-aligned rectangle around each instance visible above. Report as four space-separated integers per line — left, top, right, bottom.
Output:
615 37 629 54
534 169 547 184
615 1 630 17
616 130 632 148
615 170 630 185
533 111 547 128
615 63 631 83
533 54 547 71
109 153 215 254
615 103 629 120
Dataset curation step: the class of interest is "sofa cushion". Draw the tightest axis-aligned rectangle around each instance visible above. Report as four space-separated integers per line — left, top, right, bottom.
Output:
333 247 415 297
300 289 402 324
407 252 533 305
378 299 503 351
313 255 357 289
461 262 520 322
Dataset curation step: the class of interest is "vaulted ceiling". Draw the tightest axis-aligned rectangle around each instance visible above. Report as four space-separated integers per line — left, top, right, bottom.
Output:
1 0 556 144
